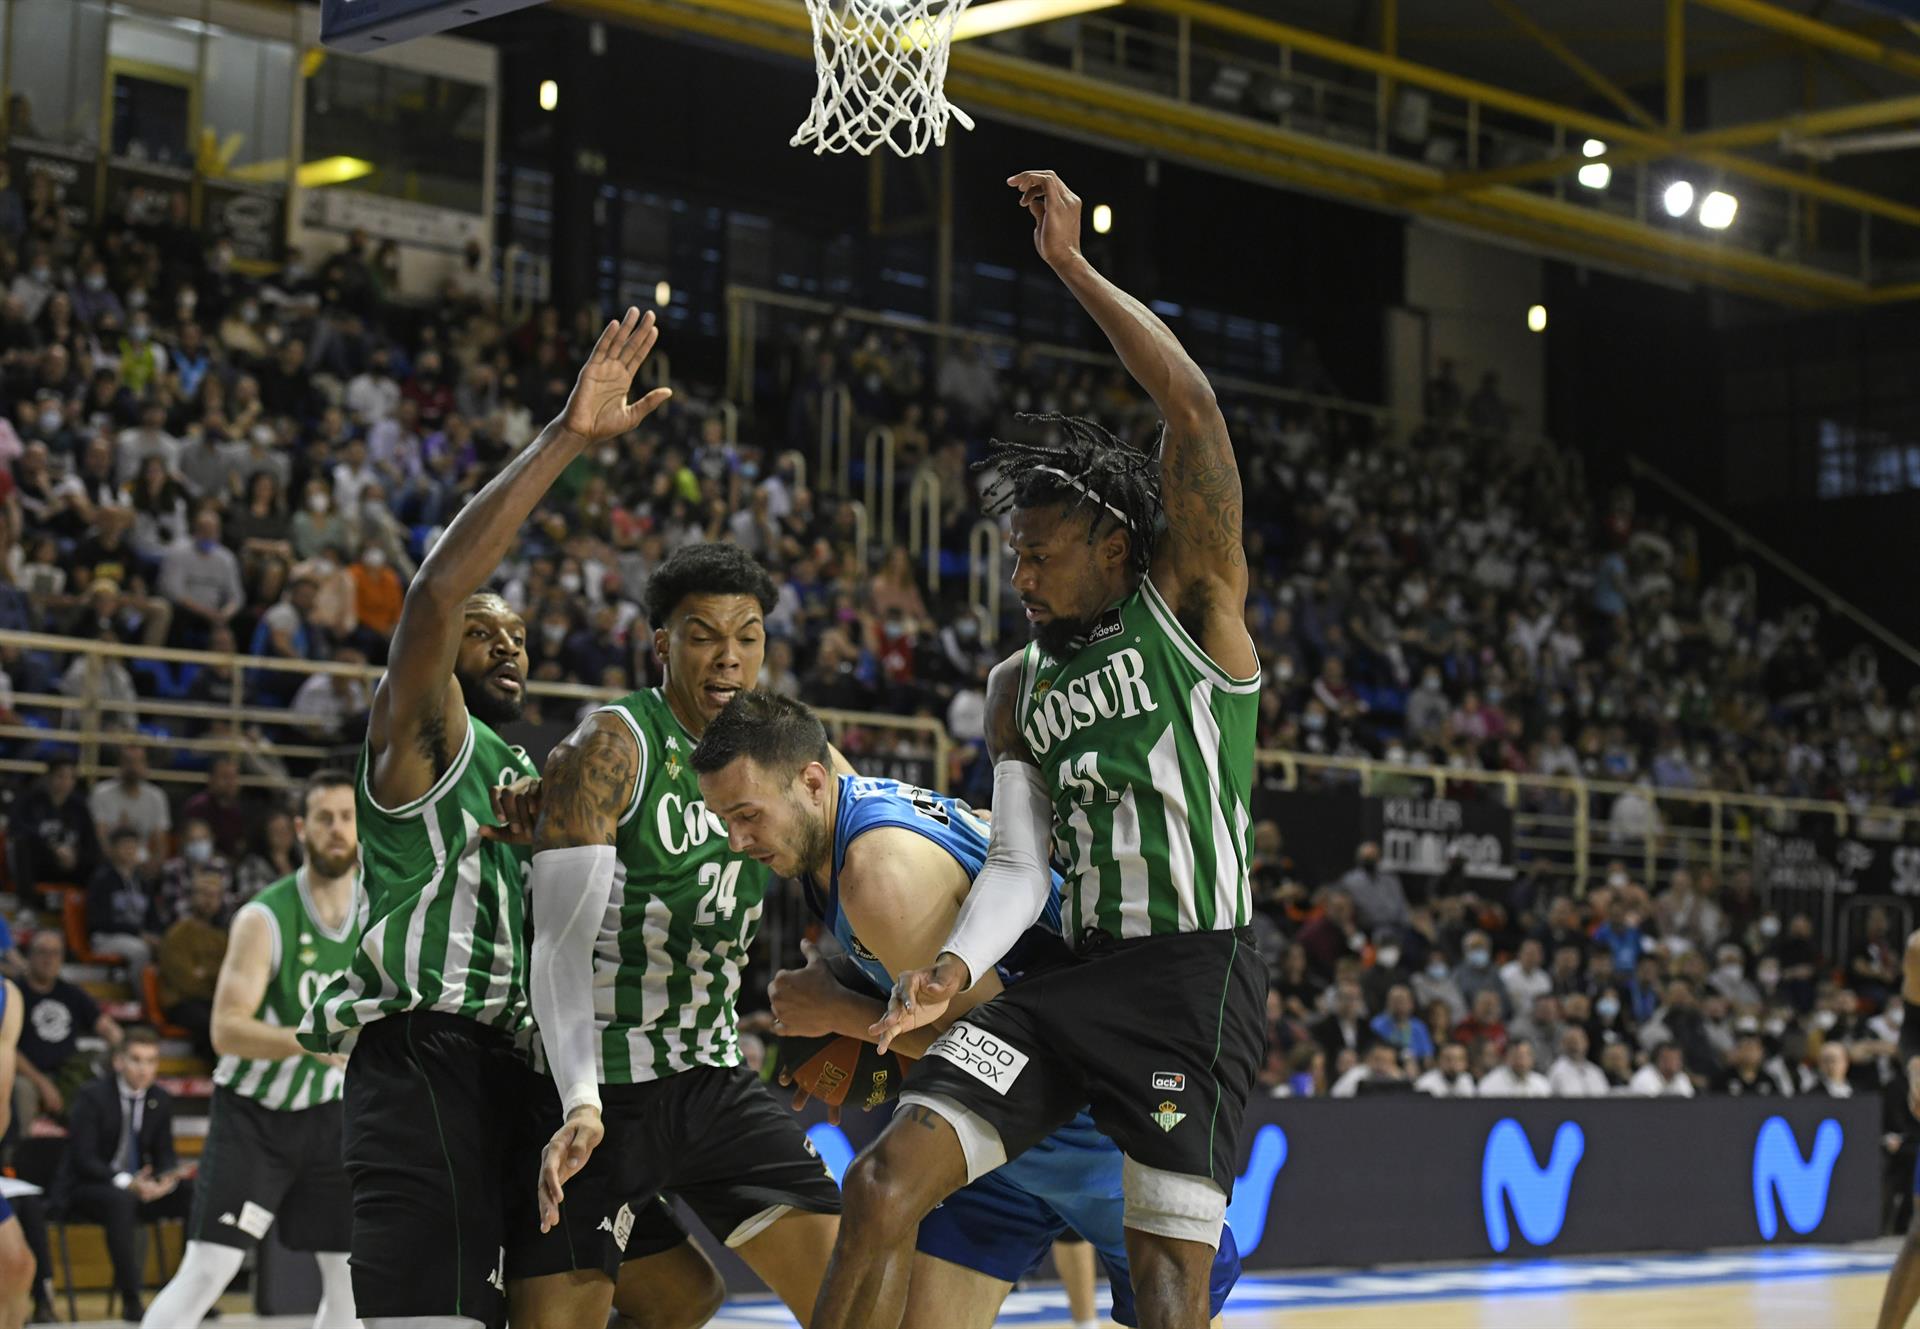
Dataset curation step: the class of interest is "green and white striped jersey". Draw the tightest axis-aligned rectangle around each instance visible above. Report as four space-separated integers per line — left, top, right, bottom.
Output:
299 718 538 1052
215 870 363 1111
588 688 770 1084
1017 577 1260 941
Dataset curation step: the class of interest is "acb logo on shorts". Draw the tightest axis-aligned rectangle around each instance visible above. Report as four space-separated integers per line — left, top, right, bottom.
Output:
926 1023 1029 1096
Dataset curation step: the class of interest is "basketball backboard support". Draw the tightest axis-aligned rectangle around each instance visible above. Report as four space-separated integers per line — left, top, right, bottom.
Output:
320 0 550 51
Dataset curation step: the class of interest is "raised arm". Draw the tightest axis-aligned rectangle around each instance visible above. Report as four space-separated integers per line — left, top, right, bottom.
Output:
1011 169 1254 671
872 653 1052 1052
371 308 671 807
527 707 642 1229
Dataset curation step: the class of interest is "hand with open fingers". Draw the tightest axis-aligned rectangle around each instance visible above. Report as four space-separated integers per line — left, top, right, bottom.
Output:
537 1105 605 1233
769 937 847 1039
871 952 971 1055
562 307 673 442
481 777 544 844
1007 170 1084 267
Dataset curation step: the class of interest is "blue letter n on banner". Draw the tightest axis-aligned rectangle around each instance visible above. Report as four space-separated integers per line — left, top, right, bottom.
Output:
1481 1119 1585 1253
1752 1116 1842 1240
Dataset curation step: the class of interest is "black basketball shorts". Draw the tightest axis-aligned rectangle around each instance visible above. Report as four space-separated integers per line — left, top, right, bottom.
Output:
340 1011 549 1329
190 1088 353 1253
905 926 1267 1190
510 1062 842 1281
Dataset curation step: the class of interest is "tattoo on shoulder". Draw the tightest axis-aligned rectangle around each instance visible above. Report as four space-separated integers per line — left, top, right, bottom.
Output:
534 722 637 849
902 1105 942 1132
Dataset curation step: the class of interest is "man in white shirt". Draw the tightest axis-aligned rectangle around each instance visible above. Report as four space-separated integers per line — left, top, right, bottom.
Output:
1499 939 1554 1013
1546 1026 1609 1097
1478 1040 1552 1098
1330 1044 1405 1099
86 745 172 866
1629 1042 1696 1097
345 349 401 426
1413 1042 1477 1098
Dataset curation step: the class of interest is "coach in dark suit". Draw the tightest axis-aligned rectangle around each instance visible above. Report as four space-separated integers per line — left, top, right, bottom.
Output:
52 1028 192 1318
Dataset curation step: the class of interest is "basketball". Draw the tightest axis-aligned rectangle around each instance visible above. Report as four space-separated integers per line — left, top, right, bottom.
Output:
776 1031 913 1111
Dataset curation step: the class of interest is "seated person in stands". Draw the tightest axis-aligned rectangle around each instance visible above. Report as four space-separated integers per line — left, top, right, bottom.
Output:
13 933 122 1127
51 1028 192 1321
10 760 97 895
85 830 160 977
154 874 227 1062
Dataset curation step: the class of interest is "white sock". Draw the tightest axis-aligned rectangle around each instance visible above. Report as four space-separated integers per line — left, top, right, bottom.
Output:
313 1251 358 1329
1073 1320 1101 1329
139 1241 245 1329
363 1318 485 1329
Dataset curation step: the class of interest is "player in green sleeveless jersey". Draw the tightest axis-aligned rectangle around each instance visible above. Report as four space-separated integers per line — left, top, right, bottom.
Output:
811 170 1267 1329
142 771 362 1329
295 309 706 1329
506 543 840 1328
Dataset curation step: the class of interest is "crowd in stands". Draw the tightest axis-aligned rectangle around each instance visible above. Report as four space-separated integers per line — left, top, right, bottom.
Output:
0 137 1916 1229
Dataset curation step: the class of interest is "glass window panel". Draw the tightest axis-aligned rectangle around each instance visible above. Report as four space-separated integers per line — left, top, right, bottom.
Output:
303 53 486 215
8 0 108 149
203 31 292 174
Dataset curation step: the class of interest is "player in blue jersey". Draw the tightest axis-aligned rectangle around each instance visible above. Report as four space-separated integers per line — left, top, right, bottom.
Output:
691 691 1239 1328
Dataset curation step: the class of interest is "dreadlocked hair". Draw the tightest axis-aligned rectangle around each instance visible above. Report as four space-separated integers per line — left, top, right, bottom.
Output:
974 412 1164 579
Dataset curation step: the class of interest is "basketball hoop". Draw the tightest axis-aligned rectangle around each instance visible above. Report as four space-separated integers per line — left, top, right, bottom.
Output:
791 0 976 157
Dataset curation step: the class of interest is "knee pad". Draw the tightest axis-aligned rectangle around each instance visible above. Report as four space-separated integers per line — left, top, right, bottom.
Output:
1120 1156 1226 1249
896 1091 1007 1184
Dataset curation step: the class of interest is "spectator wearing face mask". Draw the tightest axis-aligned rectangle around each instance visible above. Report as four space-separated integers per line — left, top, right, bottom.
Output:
290 482 351 563
157 508 244 643
1453 930 1508 1017
1708 944 1762 1009
70 259 123 329
1592 893 1648 972
118 310 168 396
1413 947 1468 1023
1337 841 1410 934
152 817 235 929
350 542 403 645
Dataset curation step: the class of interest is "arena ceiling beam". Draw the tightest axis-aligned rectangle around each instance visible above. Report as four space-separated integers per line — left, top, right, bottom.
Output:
565 0 1909 305
1690 0 1920 82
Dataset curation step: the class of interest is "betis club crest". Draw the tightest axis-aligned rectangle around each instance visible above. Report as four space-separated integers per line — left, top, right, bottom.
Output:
1151 1100 1186 1133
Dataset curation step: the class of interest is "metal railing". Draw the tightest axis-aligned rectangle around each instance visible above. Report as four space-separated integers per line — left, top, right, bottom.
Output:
0 630 950 796
1260 748 1920 909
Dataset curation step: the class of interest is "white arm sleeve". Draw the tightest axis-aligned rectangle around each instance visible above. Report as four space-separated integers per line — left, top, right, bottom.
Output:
942 761 1054 990
530 844 615 1117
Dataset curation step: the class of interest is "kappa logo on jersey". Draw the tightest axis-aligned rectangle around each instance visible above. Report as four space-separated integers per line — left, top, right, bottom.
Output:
1152 1071 1186 1092
926 1022 1029 1095
1151 1100 1187 1133
1022 647 1160 757
488 1248 506 1293
655 791 729 854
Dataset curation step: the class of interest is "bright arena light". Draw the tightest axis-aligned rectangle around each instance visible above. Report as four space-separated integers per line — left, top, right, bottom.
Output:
1527 304 1548 333
539 80 558 112
1091 203 1113 235
1582 138 1606 158
655 280 672 307
1577 162 1612 190
1699 190 1739 230
1663 179 1695 217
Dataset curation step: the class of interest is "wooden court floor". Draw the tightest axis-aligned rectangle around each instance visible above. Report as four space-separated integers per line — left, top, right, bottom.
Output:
55 1244 1901 1327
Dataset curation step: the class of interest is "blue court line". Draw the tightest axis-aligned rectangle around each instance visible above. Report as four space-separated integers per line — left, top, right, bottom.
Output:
709 1246 1898 1325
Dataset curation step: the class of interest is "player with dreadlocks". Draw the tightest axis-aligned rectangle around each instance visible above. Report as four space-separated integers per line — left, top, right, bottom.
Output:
811 168 1264 1329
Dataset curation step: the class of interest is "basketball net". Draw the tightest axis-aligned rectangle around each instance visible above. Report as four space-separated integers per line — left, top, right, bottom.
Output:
791 0 976 157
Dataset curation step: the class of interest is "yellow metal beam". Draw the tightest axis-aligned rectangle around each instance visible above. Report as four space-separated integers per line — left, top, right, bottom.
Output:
558 0 1910 305
1667 0 1685 130
1487 0 1659 130
1690 0 1920 83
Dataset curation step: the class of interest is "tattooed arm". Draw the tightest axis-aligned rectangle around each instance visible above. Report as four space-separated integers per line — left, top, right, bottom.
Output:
527 709 639 1177
1011 169 1254 674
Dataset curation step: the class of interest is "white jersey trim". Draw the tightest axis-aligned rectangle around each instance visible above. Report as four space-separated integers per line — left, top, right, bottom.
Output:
361 720 478 818
592 705 652 828
1140 577 1261 694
